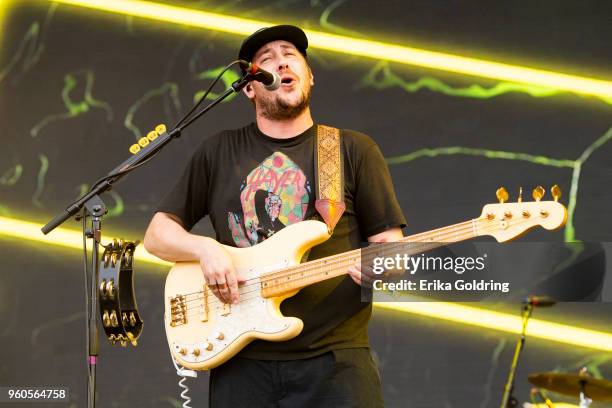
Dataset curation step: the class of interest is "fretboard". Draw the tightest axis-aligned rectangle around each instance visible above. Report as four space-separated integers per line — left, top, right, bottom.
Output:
260 219 479 297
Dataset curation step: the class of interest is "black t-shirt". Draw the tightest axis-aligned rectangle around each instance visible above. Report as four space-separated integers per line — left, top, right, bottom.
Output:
157 122 406 359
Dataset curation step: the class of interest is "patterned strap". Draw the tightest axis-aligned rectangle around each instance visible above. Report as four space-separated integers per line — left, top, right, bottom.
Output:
314 125 346 234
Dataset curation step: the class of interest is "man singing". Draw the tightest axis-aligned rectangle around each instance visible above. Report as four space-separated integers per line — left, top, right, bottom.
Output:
144 25 406 407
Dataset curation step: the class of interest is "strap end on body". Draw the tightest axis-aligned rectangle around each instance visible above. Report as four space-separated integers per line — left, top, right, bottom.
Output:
315 199 345 235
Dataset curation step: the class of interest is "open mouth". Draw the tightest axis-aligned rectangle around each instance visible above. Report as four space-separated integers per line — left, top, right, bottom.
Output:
281 76 295 86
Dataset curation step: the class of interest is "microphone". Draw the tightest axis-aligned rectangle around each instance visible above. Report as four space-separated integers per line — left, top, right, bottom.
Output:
523 295 556 307
239 61 281 90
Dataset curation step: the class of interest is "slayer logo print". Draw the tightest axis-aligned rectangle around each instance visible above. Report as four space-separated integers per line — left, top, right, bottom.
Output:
228 152 311 247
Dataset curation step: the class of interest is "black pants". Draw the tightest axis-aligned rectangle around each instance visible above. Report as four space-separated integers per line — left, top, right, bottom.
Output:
209 348 383 408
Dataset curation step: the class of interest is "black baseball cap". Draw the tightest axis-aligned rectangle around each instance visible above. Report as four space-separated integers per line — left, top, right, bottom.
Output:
238 25 308 64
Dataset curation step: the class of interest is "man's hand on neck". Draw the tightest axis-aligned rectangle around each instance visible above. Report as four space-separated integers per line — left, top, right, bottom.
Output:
256 107 314 139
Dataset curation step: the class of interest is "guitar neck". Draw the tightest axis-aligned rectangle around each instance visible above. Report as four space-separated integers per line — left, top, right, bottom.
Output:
260 219 479 297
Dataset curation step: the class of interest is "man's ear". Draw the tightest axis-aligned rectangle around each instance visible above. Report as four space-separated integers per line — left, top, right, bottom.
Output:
309 69 314 86
243 83 254 99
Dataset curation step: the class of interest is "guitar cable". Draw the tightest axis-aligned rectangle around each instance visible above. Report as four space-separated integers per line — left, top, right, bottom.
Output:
178 377 191 408
170 348 197 408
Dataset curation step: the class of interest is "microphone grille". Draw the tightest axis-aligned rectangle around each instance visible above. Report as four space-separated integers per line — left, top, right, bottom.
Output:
264 72 281 91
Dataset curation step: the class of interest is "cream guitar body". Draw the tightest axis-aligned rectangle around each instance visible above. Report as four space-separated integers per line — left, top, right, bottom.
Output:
164 220 330 370
164 191 567 371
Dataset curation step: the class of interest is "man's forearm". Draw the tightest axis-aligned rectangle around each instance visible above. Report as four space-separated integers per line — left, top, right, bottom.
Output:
143 212 212 262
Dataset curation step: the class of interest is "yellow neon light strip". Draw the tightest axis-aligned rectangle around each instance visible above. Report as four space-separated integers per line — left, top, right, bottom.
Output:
0 0 11 32
49 0 612 100
376 302 612 352
0 216 170 266
2 215 612 351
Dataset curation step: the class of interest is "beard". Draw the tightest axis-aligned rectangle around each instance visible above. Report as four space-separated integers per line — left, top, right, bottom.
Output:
256 85 311 121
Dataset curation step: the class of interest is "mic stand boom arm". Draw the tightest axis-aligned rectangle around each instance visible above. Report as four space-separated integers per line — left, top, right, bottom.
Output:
41 73 254 235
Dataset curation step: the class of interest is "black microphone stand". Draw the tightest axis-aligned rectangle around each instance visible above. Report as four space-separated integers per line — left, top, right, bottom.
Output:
41 71 256 408
499 302 533 408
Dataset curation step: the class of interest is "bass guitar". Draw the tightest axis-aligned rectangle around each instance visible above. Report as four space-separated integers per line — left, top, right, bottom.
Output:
164 186 566 370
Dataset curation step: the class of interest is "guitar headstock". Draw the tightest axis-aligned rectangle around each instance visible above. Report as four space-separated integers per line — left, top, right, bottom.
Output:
476 185 567 242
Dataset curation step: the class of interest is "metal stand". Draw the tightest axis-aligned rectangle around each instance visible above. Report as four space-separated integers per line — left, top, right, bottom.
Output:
579 392 593 408
500 303 533 408
579 385 593 408
41 68 255 408
83 196 106 408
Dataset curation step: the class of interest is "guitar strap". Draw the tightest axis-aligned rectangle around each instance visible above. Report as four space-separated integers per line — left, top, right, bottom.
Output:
314 124 346 234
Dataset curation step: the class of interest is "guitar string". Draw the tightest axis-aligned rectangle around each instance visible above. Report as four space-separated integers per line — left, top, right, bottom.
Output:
173 239 444 312
171 216 543 314
173 218 476 299
243 212 551 286
176 217 497 302
172 221 477 309
170 215 547 316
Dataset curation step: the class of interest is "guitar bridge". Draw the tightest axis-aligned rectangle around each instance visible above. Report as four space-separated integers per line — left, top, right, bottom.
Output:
169 295 187 327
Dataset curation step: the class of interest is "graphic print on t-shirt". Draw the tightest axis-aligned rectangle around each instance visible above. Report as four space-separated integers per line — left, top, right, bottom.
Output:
228 152 311 247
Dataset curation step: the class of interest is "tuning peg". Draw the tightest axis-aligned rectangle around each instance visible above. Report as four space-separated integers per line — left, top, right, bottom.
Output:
517 187 523 203
496 187 509 203
551 185 562 202
532 186 545 202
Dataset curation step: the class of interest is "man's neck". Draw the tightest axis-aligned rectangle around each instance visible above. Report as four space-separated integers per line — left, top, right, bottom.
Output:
255 108 314 139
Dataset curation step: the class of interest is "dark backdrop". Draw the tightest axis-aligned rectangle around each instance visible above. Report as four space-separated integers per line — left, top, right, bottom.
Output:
1 1 611 407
